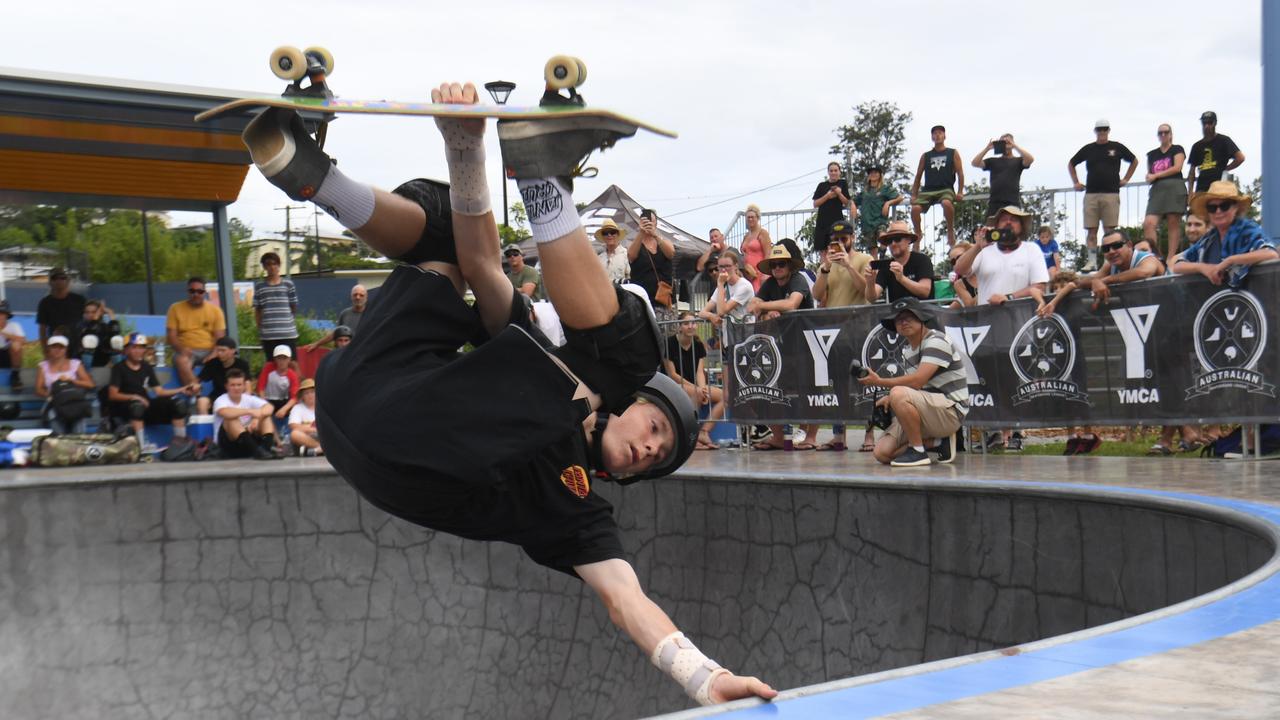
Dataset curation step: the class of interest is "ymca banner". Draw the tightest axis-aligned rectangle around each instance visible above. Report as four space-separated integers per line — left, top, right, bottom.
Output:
723 263 1280 427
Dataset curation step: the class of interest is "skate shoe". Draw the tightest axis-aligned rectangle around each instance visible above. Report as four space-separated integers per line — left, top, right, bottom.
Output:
497 115 637 180
242 107 333 202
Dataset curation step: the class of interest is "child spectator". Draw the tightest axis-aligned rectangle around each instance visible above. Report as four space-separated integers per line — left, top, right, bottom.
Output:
288 378 322 456
213 368 279 460
257 345 299 421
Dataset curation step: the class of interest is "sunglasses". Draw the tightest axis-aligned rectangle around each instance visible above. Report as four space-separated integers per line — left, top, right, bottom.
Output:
769 260 791 269
600 229 619 236
1100 240 1127 253
1095 127 1110 132
1157 130 1171 136
188 288 206 295
1206 201 1235 213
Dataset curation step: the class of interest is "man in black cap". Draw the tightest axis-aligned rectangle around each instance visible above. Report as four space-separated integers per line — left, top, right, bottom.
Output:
503 245 542 299
36 268 86 350
1186 111 1245 195
856 298 970 467
196 336 252 414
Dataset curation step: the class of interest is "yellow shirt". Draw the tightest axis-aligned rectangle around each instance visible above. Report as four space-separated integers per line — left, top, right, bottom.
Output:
823 252 873 307
166 300 226 350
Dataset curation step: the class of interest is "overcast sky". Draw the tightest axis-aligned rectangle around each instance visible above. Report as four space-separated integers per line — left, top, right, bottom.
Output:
0 0 1264 246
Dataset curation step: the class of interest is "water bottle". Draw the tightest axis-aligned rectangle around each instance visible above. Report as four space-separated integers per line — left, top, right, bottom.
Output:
156 341 167 368
783 424 793 451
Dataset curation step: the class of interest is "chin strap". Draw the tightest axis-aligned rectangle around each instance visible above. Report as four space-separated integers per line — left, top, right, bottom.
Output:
588 410 613 479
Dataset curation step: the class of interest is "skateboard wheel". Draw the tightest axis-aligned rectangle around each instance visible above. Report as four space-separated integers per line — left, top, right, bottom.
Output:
573 57 587 87
270 46 306 81
544 54 580 90
304 46 335 75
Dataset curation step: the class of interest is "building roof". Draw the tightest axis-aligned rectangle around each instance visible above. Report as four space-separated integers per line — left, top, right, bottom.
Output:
0 66 255 211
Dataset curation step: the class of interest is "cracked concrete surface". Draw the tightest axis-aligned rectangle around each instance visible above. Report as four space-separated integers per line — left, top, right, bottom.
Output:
0 468 1268 719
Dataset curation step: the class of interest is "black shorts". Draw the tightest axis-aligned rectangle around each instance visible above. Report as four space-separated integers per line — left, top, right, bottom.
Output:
108 396 180 425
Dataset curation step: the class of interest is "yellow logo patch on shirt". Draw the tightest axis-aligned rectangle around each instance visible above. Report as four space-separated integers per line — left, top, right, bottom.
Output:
560 465 591 499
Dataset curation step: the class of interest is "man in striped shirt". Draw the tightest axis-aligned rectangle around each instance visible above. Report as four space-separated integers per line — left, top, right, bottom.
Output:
857 298 969 467
253 252 300 362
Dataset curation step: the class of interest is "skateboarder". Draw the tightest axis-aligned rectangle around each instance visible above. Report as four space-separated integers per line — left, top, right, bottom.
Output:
239 81 776 707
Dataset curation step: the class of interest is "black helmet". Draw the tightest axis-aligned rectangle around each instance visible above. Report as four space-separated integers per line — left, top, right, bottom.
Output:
333 325 353 339
613 372 698 484
0 401 19 420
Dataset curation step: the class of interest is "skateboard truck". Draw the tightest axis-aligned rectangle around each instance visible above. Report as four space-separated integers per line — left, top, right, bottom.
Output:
269 45 336 146
540 54 587 107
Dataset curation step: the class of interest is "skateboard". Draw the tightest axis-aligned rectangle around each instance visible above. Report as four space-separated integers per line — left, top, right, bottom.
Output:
195 48 677 140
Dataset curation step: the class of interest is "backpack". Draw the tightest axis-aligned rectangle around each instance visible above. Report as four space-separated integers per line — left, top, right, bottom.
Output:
1202 424 1280 457
49 379 93 423
30 433 141 467
159 436 222 462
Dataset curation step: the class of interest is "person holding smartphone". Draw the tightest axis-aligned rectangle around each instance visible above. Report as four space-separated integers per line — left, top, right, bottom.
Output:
627 208 677 325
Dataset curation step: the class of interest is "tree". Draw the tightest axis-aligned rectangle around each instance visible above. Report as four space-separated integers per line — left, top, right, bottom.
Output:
829 101 914 191
1245 176 1262 223
930 182 1072 273
498 200 532 247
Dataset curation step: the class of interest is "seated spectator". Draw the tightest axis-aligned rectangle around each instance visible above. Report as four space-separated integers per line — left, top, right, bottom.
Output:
167 277 227 386
664 311 726 450
106 333 197 452
35 334 96 434
946 243 979 308
1171 181 1278 287
857 299 969 466
852 165 902 246
288 378 323 456
0 300 26 391
213 368 279 460
197 336 251 414
869 221 934 302
72 300 122 368
911 125 964 247
1035 227 1062 281
257 345 300 421
698 248 754 327
1035 272 1102 455
747 245 814 451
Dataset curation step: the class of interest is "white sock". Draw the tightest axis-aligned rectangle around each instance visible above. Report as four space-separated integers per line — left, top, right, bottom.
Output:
312 165 375 230
173 425 187 438
517 176 581 244
912 445 925 453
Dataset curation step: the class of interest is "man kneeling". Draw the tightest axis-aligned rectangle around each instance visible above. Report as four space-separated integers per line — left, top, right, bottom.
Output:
857 298 970 466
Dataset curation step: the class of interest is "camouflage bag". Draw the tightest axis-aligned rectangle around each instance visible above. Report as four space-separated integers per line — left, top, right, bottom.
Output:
30 433 141 467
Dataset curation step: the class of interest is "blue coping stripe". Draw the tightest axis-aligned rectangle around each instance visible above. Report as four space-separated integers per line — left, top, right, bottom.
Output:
715 482 1280 719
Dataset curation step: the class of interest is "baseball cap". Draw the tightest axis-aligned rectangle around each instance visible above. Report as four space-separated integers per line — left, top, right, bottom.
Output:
49 268 69 280
503 246 523 257
828 220 854 236
272 344 293 358
1201 110 1218 124
125 333 147 346
1094 118 1111 130
0 300 11 317
47 335 69 346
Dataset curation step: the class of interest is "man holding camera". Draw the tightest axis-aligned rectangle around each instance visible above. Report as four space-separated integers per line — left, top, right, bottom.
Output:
856 298 970 467
868 220 934 303
972 134 1034 217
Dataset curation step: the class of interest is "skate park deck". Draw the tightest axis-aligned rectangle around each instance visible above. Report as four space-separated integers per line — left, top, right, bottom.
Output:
0 451 1277 719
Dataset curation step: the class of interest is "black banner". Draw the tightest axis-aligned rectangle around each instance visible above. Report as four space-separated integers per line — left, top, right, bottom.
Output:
724 264 1280 427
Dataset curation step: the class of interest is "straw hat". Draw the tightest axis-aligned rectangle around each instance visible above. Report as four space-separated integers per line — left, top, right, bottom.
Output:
593 218 628 242
755 244 803 274
298 378 316 392
1189 180 1252 219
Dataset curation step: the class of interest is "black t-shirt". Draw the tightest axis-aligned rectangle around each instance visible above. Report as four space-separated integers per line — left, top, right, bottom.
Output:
1069 141 1136 193
665 335 707 383
757 273 814 309
36 292 87 336
876 252 935 301
812 180 849 237
984 156 1025 204
1147 144 1186 186
1189 134 1241 191
109 360 159 397
628 244 673 303
72 317 121 367
922 148 957 191
199 356 252 400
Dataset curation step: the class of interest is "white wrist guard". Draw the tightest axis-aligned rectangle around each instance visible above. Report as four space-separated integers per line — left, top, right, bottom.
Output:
650 632 730 706
444 146 491 217
517 176 581 244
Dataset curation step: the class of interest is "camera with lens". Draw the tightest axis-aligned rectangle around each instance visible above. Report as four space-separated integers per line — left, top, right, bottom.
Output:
871 404 893 430
993 139 1008 155
848 358 870 380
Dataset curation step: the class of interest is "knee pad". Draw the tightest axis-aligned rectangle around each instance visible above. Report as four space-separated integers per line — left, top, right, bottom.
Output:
128 400 147 421
170 394 190 418
389 178 457 265
555 286 662 413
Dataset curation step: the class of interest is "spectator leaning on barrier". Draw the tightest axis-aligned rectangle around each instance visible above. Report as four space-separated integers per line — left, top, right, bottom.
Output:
306 284 368 351
747 245 813 452
166 277 227 387
1035 226 1062 282
35 334 95 435
213 368 280 461
288 378 323 456
72 300 122 368
504 245 543 300
911 125 964 248
197 336 251 415
869 220 934 303
852 164 902 246
1069 119 1138 272
699 248 754 328
1172 181 1278 287
857 298 969 467
946 243 979 308
596 219 631 284
106 333 197 452
1036 271 1103 454
812 162 850 252
1187 111 1245 195
253 252 300 363
664 311 725 451
814 220 875 452
36 268 86 350
1144 124 1189 267
0 300 26 391
972 133 1035 217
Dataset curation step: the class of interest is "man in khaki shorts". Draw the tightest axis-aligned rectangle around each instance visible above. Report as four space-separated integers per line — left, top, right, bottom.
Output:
1068 119 1137 272
856 298 970 467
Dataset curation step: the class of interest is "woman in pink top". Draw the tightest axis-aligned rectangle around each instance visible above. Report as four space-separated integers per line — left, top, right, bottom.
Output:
35 334 96 433
739 204 772 292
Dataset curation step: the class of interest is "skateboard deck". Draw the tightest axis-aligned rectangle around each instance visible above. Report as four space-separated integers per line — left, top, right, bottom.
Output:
195 96 678 138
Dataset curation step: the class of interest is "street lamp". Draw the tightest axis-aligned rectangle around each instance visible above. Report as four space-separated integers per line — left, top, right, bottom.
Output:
484 80 517 227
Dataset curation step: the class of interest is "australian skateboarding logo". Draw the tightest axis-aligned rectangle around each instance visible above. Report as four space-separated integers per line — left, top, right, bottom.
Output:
1186 289 1275 399
853 326 907 405
519 181 563 225
1009 315 1088 405
733 334 787 404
